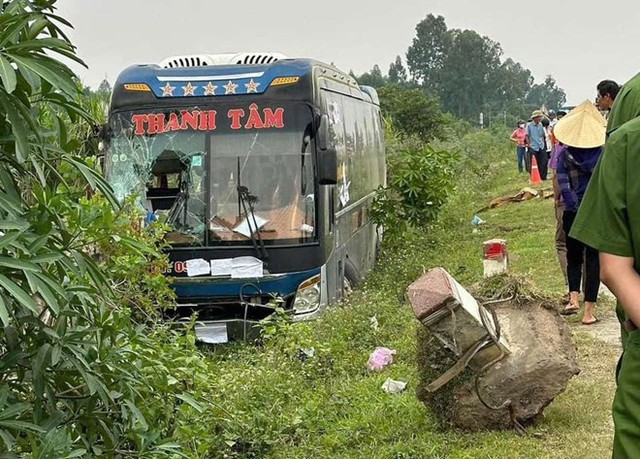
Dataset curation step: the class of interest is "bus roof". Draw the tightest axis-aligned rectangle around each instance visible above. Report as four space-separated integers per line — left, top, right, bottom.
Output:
112 54 363 103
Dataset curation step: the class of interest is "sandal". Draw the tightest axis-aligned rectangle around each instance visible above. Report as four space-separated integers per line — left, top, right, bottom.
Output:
560 303 580 315
582 317 599 325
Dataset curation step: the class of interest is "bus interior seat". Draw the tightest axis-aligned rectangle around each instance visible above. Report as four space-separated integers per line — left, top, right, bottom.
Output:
147 150 187 211
147 187 181 211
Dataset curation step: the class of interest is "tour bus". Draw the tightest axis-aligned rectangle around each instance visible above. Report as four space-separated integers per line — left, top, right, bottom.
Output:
105 52 385 341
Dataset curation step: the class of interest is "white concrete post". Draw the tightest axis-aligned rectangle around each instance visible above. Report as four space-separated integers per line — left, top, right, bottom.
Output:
483 239 509 278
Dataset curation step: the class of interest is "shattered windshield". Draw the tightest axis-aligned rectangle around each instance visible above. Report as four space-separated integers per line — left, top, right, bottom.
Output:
105 103 316 247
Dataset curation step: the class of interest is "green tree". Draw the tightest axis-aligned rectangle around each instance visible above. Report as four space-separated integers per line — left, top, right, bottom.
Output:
404 13 568 124
95 78 112 109
406 14 452 89
378 84 446 142
371 121 458 239
97 78 111 96
357 64 387 88
438 29 503 120
490 58 534 107
526 75 567 111
388 55 407 84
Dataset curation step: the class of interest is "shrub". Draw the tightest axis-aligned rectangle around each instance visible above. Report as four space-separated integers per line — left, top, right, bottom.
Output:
371 124 459 240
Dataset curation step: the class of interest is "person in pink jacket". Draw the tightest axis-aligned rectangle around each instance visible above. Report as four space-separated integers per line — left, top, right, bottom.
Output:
509 120 527 173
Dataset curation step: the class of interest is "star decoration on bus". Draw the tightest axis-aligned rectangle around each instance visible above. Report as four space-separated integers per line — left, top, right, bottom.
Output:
224 81 238 94
161 82 176 97
182 82 197 96
203 82 218 96
245 79 260 93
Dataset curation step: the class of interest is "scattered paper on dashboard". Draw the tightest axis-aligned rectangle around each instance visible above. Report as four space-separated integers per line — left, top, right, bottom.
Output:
233 215 269 238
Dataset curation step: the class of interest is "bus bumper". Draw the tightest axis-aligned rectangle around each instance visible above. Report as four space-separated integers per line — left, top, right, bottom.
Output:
168 267 327 341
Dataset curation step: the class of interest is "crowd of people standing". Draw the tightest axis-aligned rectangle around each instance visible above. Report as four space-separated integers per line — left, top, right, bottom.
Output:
509 75 640 457
509 109 564 178
508 80 621 326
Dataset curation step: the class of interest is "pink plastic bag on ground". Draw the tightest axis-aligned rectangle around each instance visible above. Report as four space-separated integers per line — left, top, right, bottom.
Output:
367 347 396 371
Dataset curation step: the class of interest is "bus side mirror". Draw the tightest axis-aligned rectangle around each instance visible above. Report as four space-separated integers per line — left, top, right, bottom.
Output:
318 114 329 151
95 123 109 152
318 148 337 185
94 123 109 140
317 114 337 185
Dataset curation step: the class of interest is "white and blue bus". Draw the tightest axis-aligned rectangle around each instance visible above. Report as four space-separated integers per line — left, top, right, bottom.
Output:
105 52 385 341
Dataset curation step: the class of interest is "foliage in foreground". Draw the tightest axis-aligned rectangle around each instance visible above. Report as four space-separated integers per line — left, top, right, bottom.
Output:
0 2 607 458
0 2 214 457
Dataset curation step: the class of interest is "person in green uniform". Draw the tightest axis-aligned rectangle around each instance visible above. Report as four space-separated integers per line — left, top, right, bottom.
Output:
606 72 640 349
571 72 640 459
607 72 640 135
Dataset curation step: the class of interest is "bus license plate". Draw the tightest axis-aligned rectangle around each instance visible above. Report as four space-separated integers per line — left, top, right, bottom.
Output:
195 323 229 344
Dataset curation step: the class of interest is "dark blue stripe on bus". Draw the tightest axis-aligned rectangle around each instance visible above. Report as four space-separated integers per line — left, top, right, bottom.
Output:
172 268 321 299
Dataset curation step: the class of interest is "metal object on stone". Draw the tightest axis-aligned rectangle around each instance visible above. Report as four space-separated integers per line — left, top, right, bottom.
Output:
410 269 579 431
407 268 510 384
483 239 509 278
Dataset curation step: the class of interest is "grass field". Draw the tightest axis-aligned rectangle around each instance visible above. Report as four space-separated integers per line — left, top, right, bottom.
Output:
196 133 619 459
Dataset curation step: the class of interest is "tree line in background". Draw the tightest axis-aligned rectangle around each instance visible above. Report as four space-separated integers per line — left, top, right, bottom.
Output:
356 14 567 130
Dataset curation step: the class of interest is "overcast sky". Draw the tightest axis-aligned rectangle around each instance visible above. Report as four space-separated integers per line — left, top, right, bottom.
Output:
57 0 639 106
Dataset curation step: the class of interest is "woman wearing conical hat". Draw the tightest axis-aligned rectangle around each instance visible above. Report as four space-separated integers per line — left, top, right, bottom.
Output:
555 100 607 324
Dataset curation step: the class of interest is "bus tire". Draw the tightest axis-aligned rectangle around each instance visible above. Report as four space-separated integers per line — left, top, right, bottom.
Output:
343 258 362 294
374 233 382 262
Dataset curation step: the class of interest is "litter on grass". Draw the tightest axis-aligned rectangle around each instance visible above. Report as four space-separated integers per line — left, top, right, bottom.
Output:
471 215 486 226
299 348 315 361
483 187 554 211
382 378 408 394
367 347 396 371
370 316 379 332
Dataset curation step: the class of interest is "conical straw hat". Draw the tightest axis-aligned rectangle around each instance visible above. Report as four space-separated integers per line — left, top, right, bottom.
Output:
553 100 606 148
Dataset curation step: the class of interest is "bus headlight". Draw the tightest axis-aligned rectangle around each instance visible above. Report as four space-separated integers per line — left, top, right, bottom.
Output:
293 275 321 314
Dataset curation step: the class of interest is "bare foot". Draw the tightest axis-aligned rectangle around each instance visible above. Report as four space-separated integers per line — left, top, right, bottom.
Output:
583 302 597 325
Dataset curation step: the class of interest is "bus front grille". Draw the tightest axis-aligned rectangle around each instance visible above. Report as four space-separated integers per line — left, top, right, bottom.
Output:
166 296 293 323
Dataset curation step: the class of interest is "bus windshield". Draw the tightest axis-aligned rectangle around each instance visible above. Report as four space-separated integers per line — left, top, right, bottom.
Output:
105 102 317 247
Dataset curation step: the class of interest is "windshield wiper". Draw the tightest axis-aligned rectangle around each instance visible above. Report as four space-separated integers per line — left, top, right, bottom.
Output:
167 181 189 230
166 160 192 231
237 184 269 262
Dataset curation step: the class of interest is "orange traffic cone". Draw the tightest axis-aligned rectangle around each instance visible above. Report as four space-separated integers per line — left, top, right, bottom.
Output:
530 156 542 185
